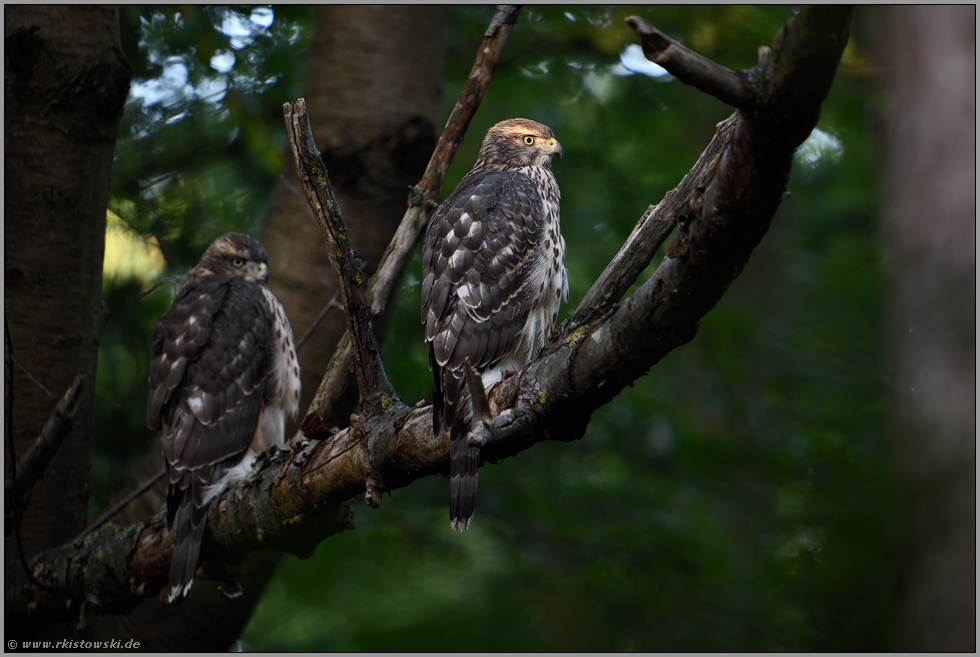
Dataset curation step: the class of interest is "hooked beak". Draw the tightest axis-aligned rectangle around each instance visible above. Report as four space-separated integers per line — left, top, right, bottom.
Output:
256 261 270 283
548 137 564 159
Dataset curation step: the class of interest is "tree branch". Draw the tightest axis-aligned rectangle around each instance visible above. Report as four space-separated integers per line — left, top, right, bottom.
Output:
284 98 395 410
5 374 85 534
9 5 852 624
294 290 342 354
416 4 521 205
627 16 758 111
568 114 737 330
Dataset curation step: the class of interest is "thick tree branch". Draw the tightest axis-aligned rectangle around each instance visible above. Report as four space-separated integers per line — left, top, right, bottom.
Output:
10 5 852 623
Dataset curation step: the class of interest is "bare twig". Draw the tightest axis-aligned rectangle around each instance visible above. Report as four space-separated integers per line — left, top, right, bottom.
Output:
569 6 853 396
416 4 521 204
101 278 182 328
4 321 54 592
295 290 343 354
5 353 54 399
5 374 86 524
627 16 757 111
284 99 396 412
73 468 166 542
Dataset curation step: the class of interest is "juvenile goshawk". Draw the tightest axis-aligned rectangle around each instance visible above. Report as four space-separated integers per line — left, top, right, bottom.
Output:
421 118 567 531
147 233 301 603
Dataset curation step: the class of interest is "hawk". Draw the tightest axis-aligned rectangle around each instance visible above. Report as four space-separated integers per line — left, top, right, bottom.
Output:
147 233 301 603
421 118 567 531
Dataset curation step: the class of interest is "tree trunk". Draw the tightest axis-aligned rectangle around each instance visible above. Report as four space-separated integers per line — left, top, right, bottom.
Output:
879 5 976 651
4 4 129 560
262 5 450 429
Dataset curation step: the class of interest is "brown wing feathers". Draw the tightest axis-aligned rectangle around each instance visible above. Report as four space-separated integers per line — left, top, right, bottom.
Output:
422 118 564 531
147 233 297 603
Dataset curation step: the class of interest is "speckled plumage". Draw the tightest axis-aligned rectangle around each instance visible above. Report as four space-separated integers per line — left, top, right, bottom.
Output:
421 118 567 531
147 233 300 603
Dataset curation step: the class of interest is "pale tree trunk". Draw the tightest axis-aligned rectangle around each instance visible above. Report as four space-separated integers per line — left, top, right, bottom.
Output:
4 2 129 572
879 5 976 651
263 5 450 429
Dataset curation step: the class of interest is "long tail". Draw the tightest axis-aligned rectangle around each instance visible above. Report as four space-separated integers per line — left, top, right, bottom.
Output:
168 499 209 604
449 424 480 532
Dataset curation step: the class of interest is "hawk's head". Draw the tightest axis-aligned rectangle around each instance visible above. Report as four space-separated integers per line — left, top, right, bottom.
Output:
476 118 563 171
195 233 270 283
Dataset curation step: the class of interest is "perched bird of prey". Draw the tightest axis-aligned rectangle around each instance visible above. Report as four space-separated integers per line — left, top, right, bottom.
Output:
147 233 300 603
421 118 567 531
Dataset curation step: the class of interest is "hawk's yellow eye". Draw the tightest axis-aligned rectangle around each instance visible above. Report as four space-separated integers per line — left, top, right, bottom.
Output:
232 257 245 267
523 135 535 145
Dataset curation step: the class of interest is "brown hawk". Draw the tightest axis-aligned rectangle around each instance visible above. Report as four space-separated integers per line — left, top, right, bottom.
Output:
147 233 301 603
421 118 567 531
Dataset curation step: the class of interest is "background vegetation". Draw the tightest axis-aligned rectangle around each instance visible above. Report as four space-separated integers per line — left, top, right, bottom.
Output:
96 6 900 651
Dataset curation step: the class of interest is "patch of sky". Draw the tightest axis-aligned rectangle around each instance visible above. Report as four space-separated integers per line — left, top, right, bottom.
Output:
249 7 274 29
215 7 256 49
565 59 596 71
129 56 195 108
618 44 670 79
795 127 844 168
210 49 235 74
195 75 228 104
584 8 613 28
520 60 551 79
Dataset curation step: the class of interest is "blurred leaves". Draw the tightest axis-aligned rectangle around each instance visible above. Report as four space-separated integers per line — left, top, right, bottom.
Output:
96 5 899 651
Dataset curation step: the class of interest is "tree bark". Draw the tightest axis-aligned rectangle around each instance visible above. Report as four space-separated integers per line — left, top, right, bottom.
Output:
879 5 976 651
4 2 129 570
262 5 450 430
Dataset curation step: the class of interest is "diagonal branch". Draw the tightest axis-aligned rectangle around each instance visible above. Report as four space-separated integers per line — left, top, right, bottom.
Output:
284 98 395 410
5 374 85 534
568 114 738 330
627 16 758 111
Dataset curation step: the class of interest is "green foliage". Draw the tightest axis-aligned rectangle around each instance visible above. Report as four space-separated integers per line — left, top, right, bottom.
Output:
98 5 899 651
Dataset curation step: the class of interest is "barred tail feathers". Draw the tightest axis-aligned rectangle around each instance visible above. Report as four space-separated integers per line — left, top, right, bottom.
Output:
450 423 480 532
167 498 209 604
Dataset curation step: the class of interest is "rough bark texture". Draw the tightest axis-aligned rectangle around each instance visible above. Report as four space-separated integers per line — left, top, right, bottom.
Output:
262 5 449 431
4 1 130 579
879 6 976 651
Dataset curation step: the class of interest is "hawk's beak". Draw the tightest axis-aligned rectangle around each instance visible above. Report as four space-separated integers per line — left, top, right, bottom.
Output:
548 137 563 159
257 261 270 283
